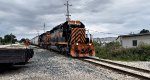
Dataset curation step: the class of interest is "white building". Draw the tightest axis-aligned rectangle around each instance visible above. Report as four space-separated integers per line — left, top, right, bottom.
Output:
116 33 150 48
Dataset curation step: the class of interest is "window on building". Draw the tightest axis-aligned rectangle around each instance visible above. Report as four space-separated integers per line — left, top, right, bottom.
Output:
133 40 137 46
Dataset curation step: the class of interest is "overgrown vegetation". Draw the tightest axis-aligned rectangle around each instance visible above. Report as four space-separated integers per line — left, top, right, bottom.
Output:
94 41 150 61
0 34 17 45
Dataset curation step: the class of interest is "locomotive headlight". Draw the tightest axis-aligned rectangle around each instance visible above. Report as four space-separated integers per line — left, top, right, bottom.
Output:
76 43 79 45
89 43 92 46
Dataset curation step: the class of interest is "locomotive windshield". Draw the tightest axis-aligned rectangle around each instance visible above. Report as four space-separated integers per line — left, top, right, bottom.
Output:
69 25 83 28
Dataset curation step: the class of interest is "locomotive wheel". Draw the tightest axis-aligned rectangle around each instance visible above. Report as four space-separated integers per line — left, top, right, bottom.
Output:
57 45 63 54
64 47 70 56
47 45 52 51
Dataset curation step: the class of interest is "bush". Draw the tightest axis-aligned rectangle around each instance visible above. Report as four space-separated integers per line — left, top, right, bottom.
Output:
94 41 150 61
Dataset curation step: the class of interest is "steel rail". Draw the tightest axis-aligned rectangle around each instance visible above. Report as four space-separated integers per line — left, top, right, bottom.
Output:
82 57 150 80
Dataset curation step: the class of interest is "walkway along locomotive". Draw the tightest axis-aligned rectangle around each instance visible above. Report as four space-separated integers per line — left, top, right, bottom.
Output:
31 20 95 57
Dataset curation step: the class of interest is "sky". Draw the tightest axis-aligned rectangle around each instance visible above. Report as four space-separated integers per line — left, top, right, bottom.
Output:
0 0 150 40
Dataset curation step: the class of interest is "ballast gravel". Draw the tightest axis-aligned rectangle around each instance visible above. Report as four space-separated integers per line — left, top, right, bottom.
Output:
0 47 140 80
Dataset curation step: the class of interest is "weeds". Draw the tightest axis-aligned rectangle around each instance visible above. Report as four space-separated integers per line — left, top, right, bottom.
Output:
94 41 150 61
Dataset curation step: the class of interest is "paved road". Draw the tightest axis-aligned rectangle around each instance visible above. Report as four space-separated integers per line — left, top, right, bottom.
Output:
0 47 139 80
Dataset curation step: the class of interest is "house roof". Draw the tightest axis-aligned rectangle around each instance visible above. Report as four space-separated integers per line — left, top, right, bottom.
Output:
120 32 150 37
116 32 150 40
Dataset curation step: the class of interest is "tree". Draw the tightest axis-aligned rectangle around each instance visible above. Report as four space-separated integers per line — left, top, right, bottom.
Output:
4 34 17 44
19 38 26 43
140 29 149 34
0 37 2 44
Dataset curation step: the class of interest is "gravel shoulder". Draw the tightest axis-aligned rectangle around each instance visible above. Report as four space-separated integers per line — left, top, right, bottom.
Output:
0 44 26 48
0 47 141 80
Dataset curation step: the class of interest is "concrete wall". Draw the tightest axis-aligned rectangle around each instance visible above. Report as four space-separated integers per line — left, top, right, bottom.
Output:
120 35 150 48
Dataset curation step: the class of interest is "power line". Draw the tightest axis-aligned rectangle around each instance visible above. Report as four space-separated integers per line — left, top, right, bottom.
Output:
37 30 39 36
44 23 46 33
86 29 126 35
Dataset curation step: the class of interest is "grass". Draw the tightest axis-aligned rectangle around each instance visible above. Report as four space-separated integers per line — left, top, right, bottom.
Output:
94 41 150 61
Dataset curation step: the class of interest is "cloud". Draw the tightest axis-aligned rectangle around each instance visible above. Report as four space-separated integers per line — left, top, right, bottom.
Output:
0 0 150 39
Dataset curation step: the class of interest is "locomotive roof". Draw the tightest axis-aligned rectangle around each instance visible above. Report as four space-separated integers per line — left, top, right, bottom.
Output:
33 21 85 39
50 21 85 33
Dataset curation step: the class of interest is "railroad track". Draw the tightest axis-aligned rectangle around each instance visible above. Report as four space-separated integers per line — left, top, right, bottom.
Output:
82 57 150 80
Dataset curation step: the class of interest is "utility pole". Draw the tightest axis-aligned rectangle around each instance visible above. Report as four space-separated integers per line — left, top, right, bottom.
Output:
37 30 39 36
10 33 12 46
44 23 45 33
64 1 72 21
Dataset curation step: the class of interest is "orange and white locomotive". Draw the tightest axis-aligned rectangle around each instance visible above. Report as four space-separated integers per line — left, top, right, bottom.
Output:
31 20 95 57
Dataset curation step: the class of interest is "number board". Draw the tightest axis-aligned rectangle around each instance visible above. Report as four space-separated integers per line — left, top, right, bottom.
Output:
68 20 81 25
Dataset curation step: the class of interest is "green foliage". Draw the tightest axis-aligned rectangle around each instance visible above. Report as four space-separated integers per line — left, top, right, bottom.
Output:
0 34 17 45
0 37 2 45
19 38 26 43
140 29 149 33
94 41 150 61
